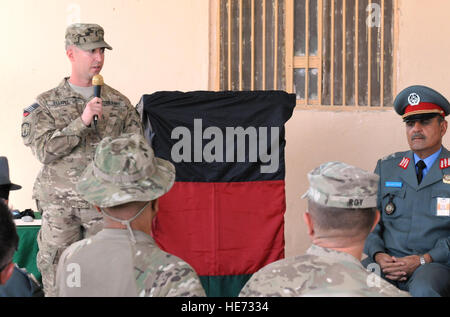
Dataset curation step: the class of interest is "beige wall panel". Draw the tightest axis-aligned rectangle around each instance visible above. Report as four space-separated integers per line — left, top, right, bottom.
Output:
0 0 209 211
396 0 450 94
286 0 450 256
286 110 409 256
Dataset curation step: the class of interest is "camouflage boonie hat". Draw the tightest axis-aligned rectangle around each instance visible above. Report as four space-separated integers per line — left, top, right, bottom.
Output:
76 133 175 208
65 23 112 50
301 162 379 209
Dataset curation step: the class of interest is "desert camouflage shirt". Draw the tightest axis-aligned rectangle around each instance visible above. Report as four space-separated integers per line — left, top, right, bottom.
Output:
132 234 206 297
56 229 205 297
21 78 143 208
239 244 410 297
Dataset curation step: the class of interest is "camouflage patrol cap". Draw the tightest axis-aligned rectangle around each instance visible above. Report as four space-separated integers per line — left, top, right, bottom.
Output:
76 133 175 208
301 162 379 209
65 23 112 51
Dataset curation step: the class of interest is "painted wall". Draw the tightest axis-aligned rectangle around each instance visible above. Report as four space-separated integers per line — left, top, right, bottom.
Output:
0 0 210 211
285 0 450 256
1 0 449 259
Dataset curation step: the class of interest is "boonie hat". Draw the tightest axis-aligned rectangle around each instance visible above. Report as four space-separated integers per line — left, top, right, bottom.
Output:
76 133 175 208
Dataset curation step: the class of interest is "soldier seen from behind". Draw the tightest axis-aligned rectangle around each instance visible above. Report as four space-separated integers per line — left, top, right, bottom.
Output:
55 133 205 297
240 162 410 297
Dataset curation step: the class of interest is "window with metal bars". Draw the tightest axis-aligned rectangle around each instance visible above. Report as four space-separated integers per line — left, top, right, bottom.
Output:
215 0 396 109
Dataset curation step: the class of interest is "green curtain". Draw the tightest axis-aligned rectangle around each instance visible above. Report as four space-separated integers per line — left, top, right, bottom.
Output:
199 274 252 297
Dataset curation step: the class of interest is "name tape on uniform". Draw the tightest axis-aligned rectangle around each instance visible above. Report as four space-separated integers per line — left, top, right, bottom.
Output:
385 181 403 188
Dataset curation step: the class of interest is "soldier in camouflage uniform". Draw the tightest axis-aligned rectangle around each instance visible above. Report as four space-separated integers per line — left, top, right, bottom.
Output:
21 23 143 296
240 162 410 297
55 133 206 296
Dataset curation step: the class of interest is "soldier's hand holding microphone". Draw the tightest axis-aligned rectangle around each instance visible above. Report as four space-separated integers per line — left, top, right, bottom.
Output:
81 74 103 127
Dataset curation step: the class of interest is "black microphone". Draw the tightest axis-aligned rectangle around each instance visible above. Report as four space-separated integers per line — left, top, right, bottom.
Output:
92 74 104 127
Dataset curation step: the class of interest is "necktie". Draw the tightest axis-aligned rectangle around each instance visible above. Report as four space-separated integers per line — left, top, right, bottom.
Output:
416 160 426 184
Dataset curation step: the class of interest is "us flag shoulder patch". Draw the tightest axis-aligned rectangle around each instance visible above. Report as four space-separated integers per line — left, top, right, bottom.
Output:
398 157 410 169
23 103 40 117
440 158 450 169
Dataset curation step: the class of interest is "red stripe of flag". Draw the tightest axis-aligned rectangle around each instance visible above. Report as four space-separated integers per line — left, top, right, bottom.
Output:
152 180 286 276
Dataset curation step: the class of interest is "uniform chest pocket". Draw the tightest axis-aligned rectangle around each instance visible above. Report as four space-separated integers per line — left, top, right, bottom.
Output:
381 187 406 218
50 101 84 129
99 106 125 136
430 188 450 217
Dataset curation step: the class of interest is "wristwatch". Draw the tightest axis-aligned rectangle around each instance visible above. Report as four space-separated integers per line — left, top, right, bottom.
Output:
419 255 426 265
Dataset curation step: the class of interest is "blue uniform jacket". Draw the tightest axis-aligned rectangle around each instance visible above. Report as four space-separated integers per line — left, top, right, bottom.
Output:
364 147 450 267
0 266 43 297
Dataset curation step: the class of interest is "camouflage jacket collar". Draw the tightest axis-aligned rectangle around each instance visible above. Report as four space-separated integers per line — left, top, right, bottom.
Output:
96 228 156 245
57 77 92 101
306 244 363 267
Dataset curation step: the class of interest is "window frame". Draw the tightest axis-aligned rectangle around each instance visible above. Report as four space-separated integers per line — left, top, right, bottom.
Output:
210 0 399 111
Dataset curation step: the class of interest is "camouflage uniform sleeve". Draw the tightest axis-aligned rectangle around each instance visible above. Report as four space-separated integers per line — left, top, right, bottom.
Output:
133 245 206 297
122 98 144 136
153 262 206 297
137 261 206 297
21 102 89 164
238 274 266 297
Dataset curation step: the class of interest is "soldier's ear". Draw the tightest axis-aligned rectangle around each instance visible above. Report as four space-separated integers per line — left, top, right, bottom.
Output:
440 119 448 137
152 199 159 213
303 211 314 237
0 262 14 285
66 46 75 62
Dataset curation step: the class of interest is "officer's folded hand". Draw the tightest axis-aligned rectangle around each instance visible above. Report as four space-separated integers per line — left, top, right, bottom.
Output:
375 252 408 281
386 255 421 278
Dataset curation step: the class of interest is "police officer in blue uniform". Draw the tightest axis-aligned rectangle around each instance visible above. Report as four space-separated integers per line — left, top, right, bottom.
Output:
364 85 450 297
0 158 44 297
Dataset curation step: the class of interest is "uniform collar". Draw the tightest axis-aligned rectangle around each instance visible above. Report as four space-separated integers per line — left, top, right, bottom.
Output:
399 148 446 189
95 228 156 245
413 147 442 172
405 147 450 190
306 244 363 268
58 77 91 100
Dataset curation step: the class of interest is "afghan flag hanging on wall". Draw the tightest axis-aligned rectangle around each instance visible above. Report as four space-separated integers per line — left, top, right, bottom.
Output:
138 91 295 296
